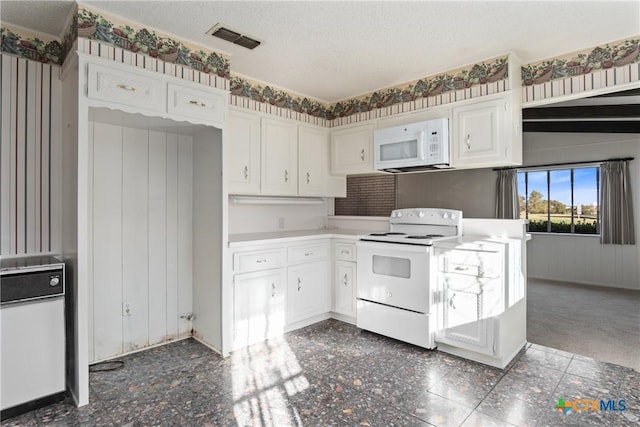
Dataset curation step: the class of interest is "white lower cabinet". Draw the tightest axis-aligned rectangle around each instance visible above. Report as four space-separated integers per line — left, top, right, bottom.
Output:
287 260 330 325
438 287 494 356
232 268 286 349
334 261 356 318
435 239 526 368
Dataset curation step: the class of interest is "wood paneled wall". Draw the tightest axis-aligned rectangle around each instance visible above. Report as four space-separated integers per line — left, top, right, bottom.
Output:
89 121 194 362
1 54 61 255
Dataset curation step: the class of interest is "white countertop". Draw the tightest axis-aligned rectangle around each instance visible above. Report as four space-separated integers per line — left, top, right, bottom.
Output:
228 228 367 247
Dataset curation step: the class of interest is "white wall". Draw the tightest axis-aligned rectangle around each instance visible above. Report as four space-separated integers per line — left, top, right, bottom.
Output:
524 132 640 290
89 120 195 362
228 199 333 234
0 54 61 256
192 128 224 349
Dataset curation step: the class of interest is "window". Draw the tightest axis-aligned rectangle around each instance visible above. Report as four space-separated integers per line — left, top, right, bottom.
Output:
517 167 600 234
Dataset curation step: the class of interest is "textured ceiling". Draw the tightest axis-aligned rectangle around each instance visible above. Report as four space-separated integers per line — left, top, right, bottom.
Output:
1 1 639 102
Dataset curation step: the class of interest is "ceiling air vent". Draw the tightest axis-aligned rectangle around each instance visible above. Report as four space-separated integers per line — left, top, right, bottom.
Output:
206 24 262 50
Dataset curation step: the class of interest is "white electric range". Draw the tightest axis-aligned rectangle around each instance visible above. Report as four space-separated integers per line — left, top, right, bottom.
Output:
356 208 463 348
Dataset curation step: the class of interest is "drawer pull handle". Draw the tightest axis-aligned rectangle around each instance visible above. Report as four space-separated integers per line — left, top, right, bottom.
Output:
360 148 365 161
189 100 207 107
243 165 249 180
455 266 469 271
297 278 302 291
256 259 267 263
116 83 137 92
304 252 314 257
343 274 348 286
271 283 276 297
340 250 350 255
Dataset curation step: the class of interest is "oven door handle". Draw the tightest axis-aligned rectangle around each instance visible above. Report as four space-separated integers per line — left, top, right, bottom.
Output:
356 240 431 253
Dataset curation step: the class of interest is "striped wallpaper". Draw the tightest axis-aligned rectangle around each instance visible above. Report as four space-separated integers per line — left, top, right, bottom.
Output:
0 54 61 256
522 61 640 104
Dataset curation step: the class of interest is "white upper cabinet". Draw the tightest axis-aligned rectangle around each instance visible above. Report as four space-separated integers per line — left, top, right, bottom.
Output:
228 109 261 195
298 125 328 196
451 93 522 169
167 82 226 124
261 117 298 196
331 123 376 175
87 62 164 112
227 110 345 197
85 58 226 128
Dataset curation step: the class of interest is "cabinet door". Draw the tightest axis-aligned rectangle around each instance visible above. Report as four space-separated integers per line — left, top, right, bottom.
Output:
451 96 508 168
287 261 330 324
334 261 356 318
261 117 298 195
228 110 261 194
87 62 164 112
298 126 328 196
438 287 494 356
233 269 286 349
331 123 376 175
167 83 225 125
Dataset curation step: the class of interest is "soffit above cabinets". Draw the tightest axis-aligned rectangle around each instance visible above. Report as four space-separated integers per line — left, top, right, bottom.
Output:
2 1 639 103
523 88 640 133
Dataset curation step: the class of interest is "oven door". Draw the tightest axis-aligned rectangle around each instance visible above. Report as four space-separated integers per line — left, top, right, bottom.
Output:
356 240 434 313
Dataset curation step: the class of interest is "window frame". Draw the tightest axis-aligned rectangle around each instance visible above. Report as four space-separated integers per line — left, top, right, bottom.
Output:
518 164 600 235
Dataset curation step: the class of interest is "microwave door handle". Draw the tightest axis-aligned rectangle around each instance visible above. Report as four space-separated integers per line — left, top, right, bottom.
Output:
417 131 426 160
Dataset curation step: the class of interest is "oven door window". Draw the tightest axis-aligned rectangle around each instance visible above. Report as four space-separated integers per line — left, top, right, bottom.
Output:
379 140 418 162
372 255 411 279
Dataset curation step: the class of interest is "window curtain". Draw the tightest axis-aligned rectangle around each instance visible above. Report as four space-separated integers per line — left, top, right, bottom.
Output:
495 169 519 219
600 160 635 244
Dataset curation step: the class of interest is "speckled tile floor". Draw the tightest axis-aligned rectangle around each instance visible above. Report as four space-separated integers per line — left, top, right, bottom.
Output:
4 319 639 426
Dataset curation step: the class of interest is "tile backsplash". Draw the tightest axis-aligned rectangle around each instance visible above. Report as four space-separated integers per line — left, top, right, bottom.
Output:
334 175 396 217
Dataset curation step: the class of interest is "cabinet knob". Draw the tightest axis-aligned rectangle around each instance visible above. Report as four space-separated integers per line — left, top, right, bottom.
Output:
297 278 302 291
306 172 311 184
243 165 249 180
284 170 289 183
116 83 137 93
360 148 365 161
465 134 471 150
343 273 348 286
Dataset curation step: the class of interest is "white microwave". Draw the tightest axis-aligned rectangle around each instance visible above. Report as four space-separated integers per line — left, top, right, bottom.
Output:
374 118 449 172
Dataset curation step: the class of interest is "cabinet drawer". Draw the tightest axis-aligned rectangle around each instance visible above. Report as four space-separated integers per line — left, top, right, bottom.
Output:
335 242 356 261
288 243 328 264
233 248 285 273
167 83 225 124
441 249 501 278
87 63 163 111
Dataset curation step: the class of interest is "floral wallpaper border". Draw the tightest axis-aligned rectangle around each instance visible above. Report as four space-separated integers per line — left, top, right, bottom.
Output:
2 9 639 122
232 56 509 120
522 37 639 86
75 7 230 78
1 24 65 66
230 75 331 119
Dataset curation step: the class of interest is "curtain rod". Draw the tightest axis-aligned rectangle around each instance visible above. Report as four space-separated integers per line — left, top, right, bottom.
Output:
492 157 634 171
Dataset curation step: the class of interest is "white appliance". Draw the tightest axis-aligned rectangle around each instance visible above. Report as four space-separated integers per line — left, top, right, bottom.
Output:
356 208 462 349
1 256 66 420
374 118 449 173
